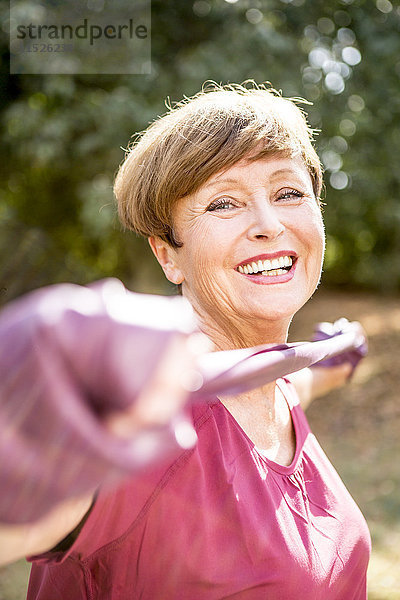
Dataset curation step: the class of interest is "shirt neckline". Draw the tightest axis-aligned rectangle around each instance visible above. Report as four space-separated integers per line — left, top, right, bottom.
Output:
217 378 305 476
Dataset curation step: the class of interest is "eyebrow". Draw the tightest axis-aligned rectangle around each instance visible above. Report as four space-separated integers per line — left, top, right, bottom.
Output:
202 177 238 190
270 168 301 178
203 168 304 190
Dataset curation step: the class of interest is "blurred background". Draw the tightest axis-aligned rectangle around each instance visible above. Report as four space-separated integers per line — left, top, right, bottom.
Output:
0 0 399 598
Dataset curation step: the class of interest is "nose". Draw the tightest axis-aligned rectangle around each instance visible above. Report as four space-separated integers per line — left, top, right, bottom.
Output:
246 201 285 241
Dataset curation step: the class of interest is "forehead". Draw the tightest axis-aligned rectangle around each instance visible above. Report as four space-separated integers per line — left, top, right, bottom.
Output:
199 154 313 193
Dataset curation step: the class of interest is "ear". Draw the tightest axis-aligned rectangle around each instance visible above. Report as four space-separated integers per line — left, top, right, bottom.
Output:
148 237 185 285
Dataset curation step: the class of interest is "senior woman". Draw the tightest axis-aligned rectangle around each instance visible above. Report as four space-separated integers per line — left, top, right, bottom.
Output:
22 83 370 598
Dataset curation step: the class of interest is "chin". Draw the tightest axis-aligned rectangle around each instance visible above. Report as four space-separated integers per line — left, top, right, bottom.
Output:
250 290 311 319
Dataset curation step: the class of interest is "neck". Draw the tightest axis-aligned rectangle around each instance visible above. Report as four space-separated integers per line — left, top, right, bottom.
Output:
189 302 291 351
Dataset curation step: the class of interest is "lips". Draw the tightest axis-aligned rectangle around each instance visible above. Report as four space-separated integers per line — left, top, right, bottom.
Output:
235 251 298 284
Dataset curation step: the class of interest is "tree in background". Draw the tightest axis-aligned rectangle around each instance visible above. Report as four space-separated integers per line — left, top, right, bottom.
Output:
1 0 399 303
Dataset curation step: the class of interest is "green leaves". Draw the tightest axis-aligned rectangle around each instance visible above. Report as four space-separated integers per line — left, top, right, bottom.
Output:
2 0 400 301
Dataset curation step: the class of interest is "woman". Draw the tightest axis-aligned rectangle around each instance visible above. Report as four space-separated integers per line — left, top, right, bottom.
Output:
14 83 370 597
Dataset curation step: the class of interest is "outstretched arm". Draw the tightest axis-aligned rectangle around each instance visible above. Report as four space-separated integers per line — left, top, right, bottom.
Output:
288 363 353 410
288 319 367 410
0 494 94 566
0 326 201 566
0 279 205 565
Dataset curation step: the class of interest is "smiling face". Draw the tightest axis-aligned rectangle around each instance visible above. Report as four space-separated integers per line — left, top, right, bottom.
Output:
150 154 325 348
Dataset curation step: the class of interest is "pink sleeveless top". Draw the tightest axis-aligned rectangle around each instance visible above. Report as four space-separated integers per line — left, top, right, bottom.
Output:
28 380 370 599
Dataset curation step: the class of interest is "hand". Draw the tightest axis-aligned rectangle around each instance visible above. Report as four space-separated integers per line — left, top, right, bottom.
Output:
106 331 211 442
312 318 368 379
0 279 208 524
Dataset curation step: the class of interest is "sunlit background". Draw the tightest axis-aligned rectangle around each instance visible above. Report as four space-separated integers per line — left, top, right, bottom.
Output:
1 0 400 301
1 0 400 598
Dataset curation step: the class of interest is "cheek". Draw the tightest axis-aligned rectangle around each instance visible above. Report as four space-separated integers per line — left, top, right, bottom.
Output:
178 225 236 306
177 235 215 291
315 215 326 257
302 208 325 253
180 221 229 271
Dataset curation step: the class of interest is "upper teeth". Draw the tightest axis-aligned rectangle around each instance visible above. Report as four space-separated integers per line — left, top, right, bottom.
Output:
238 256 293 274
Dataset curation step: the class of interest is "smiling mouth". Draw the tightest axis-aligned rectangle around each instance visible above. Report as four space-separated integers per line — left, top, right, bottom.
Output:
237 255 296 277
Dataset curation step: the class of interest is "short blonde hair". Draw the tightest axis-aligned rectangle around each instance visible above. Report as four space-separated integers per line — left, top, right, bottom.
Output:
114 82 323 247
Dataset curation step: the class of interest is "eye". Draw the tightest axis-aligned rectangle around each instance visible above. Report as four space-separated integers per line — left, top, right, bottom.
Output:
275 188 306 203
206 197 236 212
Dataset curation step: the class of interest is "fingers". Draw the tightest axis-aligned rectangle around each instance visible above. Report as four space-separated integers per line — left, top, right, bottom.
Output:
312 318 368 378
105 331 212 440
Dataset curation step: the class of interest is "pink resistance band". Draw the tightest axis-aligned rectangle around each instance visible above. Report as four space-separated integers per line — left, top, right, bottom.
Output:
0 280 366 524
195 323 366 400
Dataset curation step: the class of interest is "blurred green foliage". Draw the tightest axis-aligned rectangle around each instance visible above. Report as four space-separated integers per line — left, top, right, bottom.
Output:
1 0 400 303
